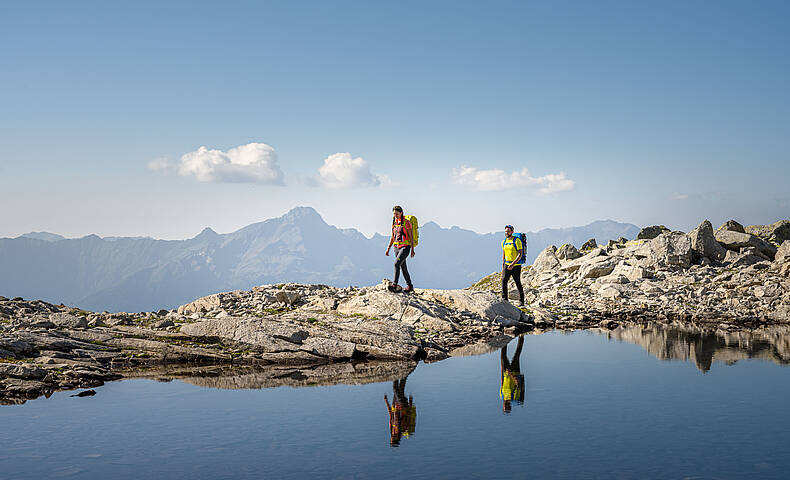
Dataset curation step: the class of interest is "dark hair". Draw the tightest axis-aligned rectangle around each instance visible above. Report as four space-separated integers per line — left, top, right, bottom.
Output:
392 205 404 225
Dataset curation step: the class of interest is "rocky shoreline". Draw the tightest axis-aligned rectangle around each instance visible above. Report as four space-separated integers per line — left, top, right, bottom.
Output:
2 218 788 404
0 282 527 404
472 219 790 331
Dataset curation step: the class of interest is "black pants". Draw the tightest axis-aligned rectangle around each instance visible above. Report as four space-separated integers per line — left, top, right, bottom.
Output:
394 246 412 286
502 264 524 303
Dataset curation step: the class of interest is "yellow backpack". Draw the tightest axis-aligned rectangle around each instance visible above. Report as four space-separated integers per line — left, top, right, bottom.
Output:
404 215 419 247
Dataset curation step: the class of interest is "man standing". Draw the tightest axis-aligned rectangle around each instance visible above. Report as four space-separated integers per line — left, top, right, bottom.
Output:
502 225 525 306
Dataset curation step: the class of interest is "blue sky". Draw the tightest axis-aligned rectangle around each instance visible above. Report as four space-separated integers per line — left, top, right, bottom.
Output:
1 0 788 238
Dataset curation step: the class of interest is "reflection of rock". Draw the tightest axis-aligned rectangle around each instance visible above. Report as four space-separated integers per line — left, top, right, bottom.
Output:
449 334 513 357
121 361 417 390
597 322 790 372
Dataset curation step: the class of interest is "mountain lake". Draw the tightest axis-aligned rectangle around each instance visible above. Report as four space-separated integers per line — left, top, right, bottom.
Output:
2 325 789 480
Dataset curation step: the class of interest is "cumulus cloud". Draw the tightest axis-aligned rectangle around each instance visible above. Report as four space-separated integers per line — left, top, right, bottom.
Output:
177 142 284 184
451 166 575 194
318 152 381 188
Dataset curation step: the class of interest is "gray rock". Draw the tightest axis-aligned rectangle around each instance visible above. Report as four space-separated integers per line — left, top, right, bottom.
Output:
275 290 301 306
580 238 597 251
717 220 745 234
611 261 651 281
746 220 790 245
531 246 560 273
688 220 727 263
641 233 692 269
556 244 581 262
180 315 420 361
154 319 175 329
637 225 670 240
714 230 777 260
560 247 607 273
775 241 790 265
49 313 87 329
579 257 618 279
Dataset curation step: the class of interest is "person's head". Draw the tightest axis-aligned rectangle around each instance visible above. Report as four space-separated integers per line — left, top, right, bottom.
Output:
504 225 514 237
392 205 404 222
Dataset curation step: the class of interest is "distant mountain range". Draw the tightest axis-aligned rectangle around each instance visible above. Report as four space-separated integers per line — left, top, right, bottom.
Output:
0 207 638 312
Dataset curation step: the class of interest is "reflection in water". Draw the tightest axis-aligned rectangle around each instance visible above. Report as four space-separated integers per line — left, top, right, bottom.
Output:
122 360 417 390
598 323 790 372
384 377 416 447
500 336 525 414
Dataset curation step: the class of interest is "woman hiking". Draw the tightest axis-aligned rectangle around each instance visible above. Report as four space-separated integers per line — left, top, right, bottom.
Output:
502 225 525 306
386 205 415 293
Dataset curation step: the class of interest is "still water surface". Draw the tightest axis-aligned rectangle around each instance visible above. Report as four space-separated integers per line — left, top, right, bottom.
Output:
2 326 790 479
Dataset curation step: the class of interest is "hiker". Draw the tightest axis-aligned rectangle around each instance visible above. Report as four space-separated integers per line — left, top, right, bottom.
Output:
386 205 415 293
500 336 525 414
502 225 525 306
384 377 416 446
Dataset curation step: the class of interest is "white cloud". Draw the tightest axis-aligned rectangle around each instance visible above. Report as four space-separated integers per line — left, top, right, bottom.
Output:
670 192 689 201
451 166 575 194
318 152 381 188
147 156 173 174
176 142 284 184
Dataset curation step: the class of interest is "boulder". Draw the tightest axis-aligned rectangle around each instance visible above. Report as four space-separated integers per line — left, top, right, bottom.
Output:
714 230 777 260
48 313 87 329
775 241 790 265
717 220 745 234
556 244 581 262
723 249 764 268
417 289 523 325
745 220 790 245
641 233 692 269
275 290 301 306
611 261 651 281
580 238 597 252
579 256 618 279
178 293 222 315
560 247 607 273
688 220 726 263
531 246 560 273
637 225 670 240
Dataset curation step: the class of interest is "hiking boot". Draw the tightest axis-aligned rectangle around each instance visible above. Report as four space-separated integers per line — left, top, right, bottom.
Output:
387 284 398 292
519 301 525 307
404 285 414 293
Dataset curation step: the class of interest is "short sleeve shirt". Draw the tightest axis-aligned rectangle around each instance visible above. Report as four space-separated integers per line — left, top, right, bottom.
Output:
502 237 523 263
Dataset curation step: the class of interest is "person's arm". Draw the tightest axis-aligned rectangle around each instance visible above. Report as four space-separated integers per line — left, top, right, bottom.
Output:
385 230 393 256
502 248 506 270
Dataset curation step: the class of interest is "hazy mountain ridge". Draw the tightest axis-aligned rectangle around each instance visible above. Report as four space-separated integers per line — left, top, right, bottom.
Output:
0 207 638 312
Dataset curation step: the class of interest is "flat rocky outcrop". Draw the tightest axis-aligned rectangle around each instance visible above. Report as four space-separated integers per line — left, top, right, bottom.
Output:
472 218 790 331
0 282 529 403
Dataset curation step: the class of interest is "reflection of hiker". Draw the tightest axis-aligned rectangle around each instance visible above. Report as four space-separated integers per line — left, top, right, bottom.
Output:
502 225 525 306
386 205 416 293
500 336 525 414
384 377 416 446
